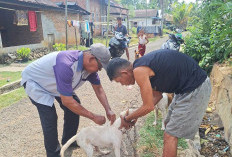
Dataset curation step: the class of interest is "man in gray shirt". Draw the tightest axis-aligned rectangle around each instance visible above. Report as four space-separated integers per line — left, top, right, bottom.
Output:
21 43 116 157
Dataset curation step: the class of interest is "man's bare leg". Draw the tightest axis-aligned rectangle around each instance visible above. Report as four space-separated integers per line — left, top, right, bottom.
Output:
125 48 129 60
163 132 178 157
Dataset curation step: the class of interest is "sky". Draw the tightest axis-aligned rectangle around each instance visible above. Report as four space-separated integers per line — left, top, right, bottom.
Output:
147 0 197 4
178 0 196 3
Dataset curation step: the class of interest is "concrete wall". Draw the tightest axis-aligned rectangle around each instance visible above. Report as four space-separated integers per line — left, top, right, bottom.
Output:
210 63 232 154
41 11 81 46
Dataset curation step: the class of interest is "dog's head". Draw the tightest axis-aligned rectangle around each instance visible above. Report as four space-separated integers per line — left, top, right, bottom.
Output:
134 50 140 59
120 108 136 117
112 109 137 131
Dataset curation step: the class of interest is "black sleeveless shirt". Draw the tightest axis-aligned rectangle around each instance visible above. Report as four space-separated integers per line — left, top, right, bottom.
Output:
133 49 207 94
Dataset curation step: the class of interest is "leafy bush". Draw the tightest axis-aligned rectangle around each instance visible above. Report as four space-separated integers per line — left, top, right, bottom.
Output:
184 0 232 74
69 46 89 51
131 27 137 34
16 47 31 61
53 43 66 51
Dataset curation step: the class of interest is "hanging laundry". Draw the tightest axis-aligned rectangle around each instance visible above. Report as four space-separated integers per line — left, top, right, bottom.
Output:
14 10 28 26
85 20 90 33
72 20 80 28
89 22 94 36
80 22 87 39
67 20 72 27
28 11 37 32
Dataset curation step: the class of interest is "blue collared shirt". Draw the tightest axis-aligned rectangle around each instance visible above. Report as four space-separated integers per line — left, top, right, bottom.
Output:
21 50 100 106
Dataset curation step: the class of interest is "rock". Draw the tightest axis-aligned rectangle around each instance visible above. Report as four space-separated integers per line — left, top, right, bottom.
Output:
210 63 232 154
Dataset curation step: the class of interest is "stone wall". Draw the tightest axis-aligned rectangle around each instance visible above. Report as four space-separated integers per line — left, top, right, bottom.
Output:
0 47 49 64
210 63 232 154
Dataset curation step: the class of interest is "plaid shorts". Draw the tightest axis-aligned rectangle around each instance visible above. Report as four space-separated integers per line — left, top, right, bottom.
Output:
164 77 211 139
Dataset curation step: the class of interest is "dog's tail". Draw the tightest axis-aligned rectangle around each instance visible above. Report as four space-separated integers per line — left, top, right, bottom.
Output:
60 134 79 157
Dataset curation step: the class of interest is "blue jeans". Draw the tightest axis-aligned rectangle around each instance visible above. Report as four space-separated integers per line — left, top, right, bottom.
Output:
29 95 80 157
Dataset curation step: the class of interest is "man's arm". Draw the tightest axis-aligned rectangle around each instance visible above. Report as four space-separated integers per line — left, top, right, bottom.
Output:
125 66 163 121
92 84 116 124
60 95 106 125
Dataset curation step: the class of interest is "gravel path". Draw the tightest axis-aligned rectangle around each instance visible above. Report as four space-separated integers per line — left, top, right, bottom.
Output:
0 36 168 157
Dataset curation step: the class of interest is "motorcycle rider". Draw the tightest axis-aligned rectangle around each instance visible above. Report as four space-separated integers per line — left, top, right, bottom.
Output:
114 17 130 60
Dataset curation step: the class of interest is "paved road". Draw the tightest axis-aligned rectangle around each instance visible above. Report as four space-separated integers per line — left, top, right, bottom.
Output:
0 36 168 157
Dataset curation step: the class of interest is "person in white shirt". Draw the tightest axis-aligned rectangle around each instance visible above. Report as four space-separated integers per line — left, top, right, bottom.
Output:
138 29 149 56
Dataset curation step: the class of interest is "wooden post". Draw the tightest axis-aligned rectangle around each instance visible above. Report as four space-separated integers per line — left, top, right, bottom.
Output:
74 27 78 48
106 0 110 46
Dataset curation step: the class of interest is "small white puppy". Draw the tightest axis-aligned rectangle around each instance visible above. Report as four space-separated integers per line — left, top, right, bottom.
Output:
60 109 136 157
153 93 173 130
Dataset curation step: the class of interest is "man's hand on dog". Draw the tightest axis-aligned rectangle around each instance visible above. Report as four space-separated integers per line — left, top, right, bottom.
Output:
119 110 137 130
106 110 116 125
93 114 106 125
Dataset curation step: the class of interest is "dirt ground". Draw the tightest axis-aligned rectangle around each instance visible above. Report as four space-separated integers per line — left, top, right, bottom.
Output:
0 36 168 157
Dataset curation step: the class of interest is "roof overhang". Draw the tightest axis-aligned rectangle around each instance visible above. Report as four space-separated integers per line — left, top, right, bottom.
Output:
0 0 84 14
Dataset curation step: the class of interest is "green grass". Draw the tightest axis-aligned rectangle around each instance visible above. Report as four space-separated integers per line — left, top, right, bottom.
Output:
0 87 26 110
93 37 107 45
138 112 188 156
0 71 22 87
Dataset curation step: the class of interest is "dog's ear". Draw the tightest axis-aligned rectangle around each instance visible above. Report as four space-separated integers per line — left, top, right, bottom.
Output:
126 109 129 116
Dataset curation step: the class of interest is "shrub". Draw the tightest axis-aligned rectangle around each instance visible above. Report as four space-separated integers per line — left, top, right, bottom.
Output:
53 43 66 51
131 27 137 34
16 47 31 61
183 0 232 74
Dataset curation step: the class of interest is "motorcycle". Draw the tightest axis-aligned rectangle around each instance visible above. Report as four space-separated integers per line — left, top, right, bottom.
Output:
109 31 131 58
161 32 184 51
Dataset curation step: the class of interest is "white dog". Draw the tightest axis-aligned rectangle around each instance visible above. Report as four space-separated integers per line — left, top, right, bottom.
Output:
60 109 136 157
153 93 173 130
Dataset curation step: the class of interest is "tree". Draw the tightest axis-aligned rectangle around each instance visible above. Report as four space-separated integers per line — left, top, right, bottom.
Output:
172 2 193 30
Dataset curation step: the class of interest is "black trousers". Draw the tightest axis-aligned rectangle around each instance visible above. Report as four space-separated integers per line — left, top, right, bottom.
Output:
29 95 80 157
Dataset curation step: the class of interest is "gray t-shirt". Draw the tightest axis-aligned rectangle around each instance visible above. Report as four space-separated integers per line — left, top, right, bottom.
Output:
21 51 100 106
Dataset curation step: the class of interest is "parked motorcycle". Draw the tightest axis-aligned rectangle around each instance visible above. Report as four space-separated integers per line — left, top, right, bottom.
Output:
161 32 184 51
109 31 131 58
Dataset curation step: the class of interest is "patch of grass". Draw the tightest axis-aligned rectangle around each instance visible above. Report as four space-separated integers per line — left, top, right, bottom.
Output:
0 87 26 110
0 72 22 87
93 37 107 45
148 37 159 42
69 46 89 51
138 112 188 156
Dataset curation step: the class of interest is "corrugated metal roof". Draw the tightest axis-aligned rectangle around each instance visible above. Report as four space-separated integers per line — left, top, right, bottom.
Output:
105 0 128 10
17 0 58 7
135 9 158 18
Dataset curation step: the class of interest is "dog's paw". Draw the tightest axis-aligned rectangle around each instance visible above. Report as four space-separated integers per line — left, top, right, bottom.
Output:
124 150 129 156
153 121 157 126
100 150 111 155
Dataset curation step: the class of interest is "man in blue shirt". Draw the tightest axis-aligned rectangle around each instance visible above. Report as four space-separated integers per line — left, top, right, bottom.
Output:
21 43 116 157
114 17 130 60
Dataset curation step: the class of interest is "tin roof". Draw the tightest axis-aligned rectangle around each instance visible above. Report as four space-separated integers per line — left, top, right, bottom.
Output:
17 0 58 7
134 9 158 18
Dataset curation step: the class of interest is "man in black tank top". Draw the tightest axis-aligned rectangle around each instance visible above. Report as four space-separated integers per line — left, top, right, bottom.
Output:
107 49 211 157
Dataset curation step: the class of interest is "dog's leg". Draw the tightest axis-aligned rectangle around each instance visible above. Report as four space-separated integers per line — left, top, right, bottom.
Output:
161 109 167 130
82 143 94 157
95 146 111 155
114 146 121 157
153 107 158 126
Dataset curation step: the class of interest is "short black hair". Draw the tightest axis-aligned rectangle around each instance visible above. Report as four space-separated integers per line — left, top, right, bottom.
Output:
117 17 122 20
107 57 131 81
